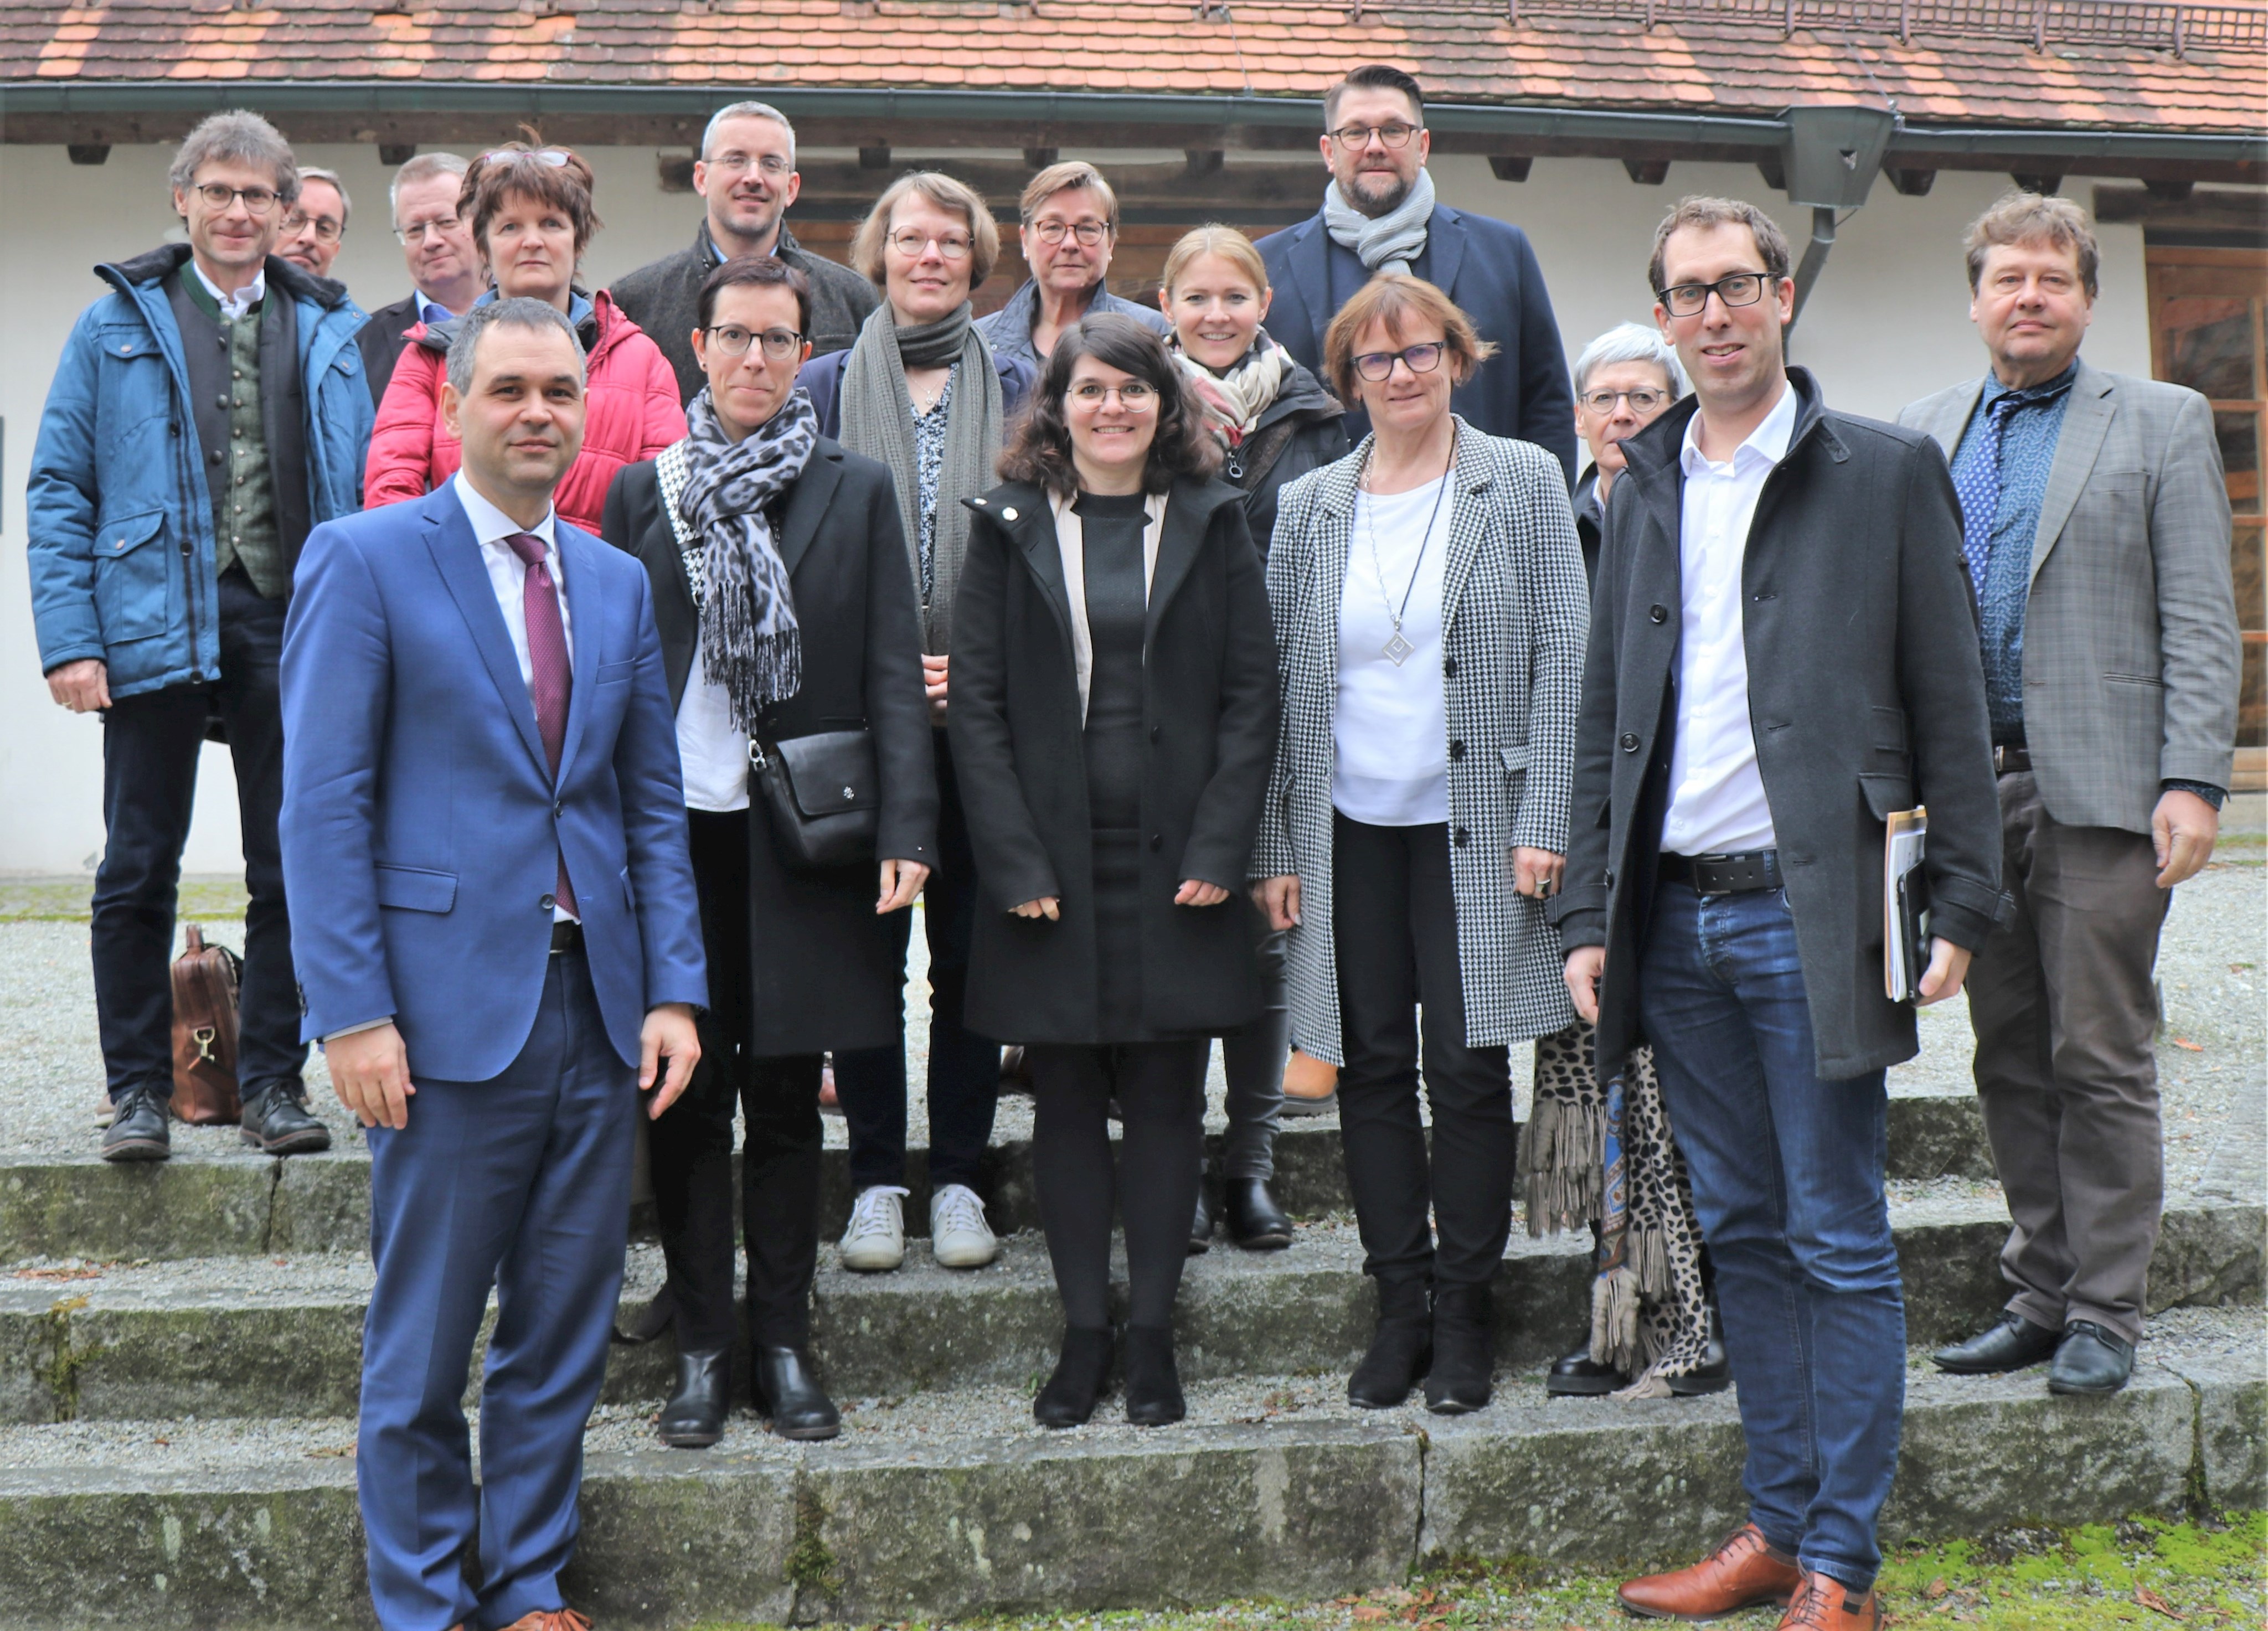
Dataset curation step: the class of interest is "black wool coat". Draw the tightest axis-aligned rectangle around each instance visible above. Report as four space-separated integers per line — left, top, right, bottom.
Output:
353 293 424 410
1232 358 1349 562
1553 368 2005 1083
601 438 936 1056
947 476 1281 1045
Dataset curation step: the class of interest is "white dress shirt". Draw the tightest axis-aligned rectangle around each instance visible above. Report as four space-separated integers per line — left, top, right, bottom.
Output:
1333 476 1452 827
453 472 578 921
676 651 751 812
1659 382 1797 857
191 258 266 321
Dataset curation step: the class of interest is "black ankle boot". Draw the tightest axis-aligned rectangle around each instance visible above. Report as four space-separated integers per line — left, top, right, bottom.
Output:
1122 1324 1185 1426
657 1348 730 1448
1034 1327 1114 1429
1425 1282 1493 1415
751 1345 840 1441
1347 1277 1432 1408
1545 1325 1629 1397
1225 1178 1293 1251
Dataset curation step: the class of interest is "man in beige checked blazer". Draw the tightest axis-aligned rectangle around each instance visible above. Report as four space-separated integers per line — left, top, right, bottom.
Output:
1903 193 2239 1398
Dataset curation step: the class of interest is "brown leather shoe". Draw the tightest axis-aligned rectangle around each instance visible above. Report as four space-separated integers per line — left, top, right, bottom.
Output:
1279 1049 1339 1117
498 1612 591 1631
1617 1523 1802 1620
1778 1568 1882 1629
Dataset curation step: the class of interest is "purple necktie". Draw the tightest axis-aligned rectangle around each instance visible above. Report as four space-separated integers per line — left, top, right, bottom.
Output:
505 531 578 918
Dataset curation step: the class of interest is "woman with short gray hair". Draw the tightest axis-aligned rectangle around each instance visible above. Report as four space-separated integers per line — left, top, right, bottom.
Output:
1524 320 1724 1404
976 160 1172 366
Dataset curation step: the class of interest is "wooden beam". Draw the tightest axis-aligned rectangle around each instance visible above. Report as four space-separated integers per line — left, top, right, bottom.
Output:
1488 155 1533 182
1887 167 1936 196
1623 157 1670 185
66 143 109 166
1185 149 1225 176
858 145 892 170
2145 177 2196 202
1023 147 1059 169
2009 171 2065 195
378 143 416 167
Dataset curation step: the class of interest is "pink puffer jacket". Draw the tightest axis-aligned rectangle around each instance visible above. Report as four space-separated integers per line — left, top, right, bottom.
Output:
363 290 686 540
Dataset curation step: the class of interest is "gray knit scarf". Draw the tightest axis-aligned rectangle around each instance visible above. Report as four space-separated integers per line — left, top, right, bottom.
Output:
1323 166 1437 276
836 300 1005 652
673 385 816 734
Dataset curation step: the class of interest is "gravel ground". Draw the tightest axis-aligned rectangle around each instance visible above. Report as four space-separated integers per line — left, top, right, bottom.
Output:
2 864 2259 1197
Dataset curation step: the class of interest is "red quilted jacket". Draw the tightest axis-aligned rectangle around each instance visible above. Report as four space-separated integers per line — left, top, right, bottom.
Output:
363 290 686 539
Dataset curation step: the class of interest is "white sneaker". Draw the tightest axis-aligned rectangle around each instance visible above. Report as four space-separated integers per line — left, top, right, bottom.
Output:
930 1183 999 1269
839 1185 909 1272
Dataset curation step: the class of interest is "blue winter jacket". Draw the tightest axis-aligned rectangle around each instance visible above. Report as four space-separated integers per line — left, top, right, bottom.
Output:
28 246 374 699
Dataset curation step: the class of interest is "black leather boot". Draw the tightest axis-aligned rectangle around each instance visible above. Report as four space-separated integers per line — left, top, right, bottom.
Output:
657 1349 730 1448
100 1086 171 1163
1224 1178 1293 1251
1034 1327 1115 1429
1667 1302 1733 1397
1545 1327 1628 1397
751 1346 840 1440
1189 1183 1213 1256
1123 1324 1186 1426
1347 1277 1432 1408
2049 1322 2135 1396
1933 1312 2061 1375
239 1080 333 1155
1425 1282 1493 1415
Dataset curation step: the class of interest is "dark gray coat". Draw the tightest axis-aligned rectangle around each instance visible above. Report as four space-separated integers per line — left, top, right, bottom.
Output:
1554 369 2006 1082
608 220 880 406
1233 358 1348 560
601 438 936 1056
947 477 1281 1045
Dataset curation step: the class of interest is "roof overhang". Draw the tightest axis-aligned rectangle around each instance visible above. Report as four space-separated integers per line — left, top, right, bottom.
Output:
4 83 2261 184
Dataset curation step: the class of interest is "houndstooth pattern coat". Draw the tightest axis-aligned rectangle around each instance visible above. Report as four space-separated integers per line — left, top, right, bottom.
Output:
1250 419 1588 1064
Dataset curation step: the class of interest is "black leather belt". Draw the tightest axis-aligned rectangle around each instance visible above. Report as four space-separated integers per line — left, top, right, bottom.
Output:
550 919 584 955
1660 849 1782 896
1993 745 2031 776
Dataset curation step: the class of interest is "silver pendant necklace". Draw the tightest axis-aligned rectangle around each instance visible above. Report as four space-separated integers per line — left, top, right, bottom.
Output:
1360 423 1455 666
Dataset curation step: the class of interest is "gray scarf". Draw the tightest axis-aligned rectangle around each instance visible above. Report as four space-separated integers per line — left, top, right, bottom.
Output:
836 300 1004 652
671 386 817 733
1323 166 1437 276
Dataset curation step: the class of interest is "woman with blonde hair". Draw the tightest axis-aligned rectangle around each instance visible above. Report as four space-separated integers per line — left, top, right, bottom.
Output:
1156 224 1348 1251
1252 276 1586 1415
797 173 1035 1277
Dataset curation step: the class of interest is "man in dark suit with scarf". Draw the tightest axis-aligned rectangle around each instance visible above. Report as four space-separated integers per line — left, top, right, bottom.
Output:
1256 64 1575 479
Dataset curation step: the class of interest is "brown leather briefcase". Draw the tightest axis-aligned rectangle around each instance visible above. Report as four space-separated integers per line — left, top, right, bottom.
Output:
171 924 243 1125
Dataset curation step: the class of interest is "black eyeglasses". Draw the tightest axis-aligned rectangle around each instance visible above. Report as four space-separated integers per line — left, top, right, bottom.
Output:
1352 342 1445 382
1329 122 1421 151
706 325 805 360
192 183 281 215
1656 271 1772 318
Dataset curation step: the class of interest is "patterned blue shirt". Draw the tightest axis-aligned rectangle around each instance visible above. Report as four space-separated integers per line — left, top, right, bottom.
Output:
913 365 955 603
1949 362 2076 742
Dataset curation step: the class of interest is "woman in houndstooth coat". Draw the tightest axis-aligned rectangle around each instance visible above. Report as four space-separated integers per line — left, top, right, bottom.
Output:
1250 277 1587 1416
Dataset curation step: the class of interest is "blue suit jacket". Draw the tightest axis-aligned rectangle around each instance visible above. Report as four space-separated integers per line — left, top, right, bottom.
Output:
279 485 707 1081
1256 204 1577 484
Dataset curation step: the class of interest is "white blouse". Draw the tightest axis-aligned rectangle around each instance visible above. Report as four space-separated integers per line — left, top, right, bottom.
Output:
1333 475 1452 827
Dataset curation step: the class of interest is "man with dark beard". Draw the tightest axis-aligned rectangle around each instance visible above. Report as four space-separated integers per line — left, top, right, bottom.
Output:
1256 64 1575 478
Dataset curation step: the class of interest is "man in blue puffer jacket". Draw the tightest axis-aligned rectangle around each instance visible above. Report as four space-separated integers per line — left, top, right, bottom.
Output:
28 110 374 1163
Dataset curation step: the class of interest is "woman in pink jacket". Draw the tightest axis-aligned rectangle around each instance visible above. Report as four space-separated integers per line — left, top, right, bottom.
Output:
365 143 684 537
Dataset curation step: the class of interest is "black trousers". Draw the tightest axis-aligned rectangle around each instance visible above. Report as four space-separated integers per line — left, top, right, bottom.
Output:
1028 1040 1210 1331
648 809 824 1349
1331 813 1514 1290
91 568 305 1101
832 730 1002 1193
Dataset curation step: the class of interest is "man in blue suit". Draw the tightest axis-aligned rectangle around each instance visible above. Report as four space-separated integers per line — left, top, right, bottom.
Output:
1257 64 1576 479
280 297 706 1631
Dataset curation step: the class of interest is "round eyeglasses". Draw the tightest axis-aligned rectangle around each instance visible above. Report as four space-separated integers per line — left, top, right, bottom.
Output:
1352 342 1445 382
1581 388 1668 415
888 230 973 261
1069 381 1156 408
1030 219 1110 246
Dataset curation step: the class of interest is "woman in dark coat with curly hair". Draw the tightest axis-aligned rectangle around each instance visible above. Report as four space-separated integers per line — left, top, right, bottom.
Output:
949 314 1280 1428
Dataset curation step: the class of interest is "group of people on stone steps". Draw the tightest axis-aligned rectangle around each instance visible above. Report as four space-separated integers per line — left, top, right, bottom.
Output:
26 62 2238 1631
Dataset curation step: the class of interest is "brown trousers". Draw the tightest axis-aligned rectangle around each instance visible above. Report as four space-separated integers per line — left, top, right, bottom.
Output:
1967 772 2169 1344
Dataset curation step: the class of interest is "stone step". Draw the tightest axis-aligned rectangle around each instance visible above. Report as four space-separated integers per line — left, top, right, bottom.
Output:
0 1325 2255 1628
3 1199 2255 1426
0 1092 1991 1264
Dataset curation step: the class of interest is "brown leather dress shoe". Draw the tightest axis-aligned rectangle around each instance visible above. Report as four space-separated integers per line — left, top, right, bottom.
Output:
1777 1568 1882 1628
1617 1522 1802 1620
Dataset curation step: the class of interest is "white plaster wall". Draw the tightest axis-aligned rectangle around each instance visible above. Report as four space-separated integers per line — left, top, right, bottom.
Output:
0 140 2150 872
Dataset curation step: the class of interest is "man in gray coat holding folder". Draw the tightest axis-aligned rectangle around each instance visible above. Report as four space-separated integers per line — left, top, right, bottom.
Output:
1558 196 2002 1630
1906 193 2238 1399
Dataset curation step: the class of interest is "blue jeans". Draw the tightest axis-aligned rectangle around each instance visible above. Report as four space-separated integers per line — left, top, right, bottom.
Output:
1638 881 1903 1592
